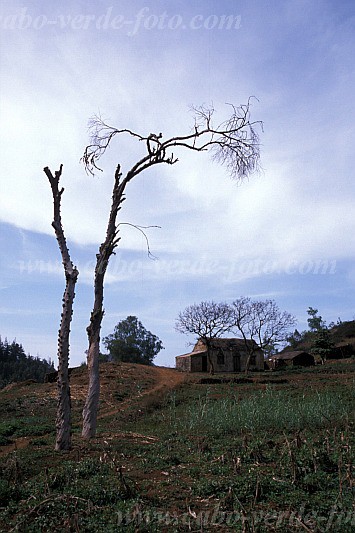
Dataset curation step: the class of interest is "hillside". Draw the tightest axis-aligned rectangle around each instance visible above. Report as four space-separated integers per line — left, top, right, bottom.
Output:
0 338 54 389
284 319 355 355
329 319 355 345
1 360 355 531
0 363 186 456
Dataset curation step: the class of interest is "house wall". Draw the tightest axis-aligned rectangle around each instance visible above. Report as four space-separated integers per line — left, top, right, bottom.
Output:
190 355 205 373
193 339 264 372
293 354 314 366
209 347 236 372
330 344 354 359
176 347 264 373
194 339 208 352
175 356 191 372
252 350 265 371
270 352 315 368
208 347 264 372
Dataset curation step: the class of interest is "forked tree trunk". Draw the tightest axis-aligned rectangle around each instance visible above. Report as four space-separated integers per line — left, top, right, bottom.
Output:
82 166 123 438
44 165 79 451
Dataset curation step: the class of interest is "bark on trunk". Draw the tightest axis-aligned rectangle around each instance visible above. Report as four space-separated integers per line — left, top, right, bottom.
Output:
244 349 255 375
55 278 76 450
82 166 124 438
81 277 104 438
204 338 215 375
44 165 78 451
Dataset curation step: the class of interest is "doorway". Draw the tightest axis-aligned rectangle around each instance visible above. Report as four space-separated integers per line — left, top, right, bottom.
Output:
201 355 208 372
233 355 241 372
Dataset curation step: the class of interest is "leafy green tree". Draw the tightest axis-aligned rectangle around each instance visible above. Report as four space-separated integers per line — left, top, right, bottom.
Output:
306 307 335 364
286 328 305 349
103 316 164 365
307 307 326 332
310 327 334 365
310 328 334 364
0 337 54 389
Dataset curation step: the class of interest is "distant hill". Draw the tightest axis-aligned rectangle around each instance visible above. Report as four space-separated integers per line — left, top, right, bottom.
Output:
0 337 55 389
329 320 355 345
283 320 355 357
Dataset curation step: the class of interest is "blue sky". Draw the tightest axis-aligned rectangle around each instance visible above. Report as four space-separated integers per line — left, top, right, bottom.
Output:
0 0 354 367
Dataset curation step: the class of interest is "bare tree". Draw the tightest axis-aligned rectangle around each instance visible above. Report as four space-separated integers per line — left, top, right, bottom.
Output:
82 164 125 438
81 101 261 437
231 297 296 373
44 165 79 450
175 301 234 374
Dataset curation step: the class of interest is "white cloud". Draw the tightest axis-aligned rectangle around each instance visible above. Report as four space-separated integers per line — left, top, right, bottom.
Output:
1 0 355 365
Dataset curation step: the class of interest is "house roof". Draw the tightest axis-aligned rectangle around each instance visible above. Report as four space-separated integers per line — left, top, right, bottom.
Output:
175 349 207 360
271 350 312 361
195 338 261 350
176 337 263 359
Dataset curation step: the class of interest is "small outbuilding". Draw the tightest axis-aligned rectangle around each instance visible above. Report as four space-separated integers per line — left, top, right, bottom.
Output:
328 343 354 359
269 350 315 369
175 338 264 373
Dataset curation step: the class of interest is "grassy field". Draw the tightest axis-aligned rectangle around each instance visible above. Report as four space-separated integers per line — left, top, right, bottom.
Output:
0 360 354 531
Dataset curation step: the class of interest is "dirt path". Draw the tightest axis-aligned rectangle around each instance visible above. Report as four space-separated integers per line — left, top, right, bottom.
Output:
98 366 187 419
0 366 187 457
0 436 31 458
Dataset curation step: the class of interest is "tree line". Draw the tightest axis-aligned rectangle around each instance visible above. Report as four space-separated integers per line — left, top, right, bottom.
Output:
103 305 350 370
0 337 54 389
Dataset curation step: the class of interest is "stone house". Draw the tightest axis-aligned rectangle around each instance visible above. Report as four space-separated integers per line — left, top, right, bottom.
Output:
268 350 315 369
175 338 264 373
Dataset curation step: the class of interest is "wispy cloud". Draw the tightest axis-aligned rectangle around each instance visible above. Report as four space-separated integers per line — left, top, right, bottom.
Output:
1 0 354 366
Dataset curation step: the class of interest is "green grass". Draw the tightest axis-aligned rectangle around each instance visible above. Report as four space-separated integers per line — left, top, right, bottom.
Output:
167 385 354 435
1 362 355 531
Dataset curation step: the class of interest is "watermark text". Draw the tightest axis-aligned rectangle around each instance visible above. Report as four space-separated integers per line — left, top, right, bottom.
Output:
17 257 337 281
0 7 242 36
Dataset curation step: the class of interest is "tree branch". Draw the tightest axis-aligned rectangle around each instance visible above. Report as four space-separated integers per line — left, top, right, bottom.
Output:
81 101 262 181
117 223 161 260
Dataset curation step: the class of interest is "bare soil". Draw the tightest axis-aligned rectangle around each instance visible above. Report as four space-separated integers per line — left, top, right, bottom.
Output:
0 363 187 457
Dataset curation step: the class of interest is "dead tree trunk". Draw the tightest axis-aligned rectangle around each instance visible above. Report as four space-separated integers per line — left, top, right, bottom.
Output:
82 165 124 438
80 102 261 438
44 165 79 451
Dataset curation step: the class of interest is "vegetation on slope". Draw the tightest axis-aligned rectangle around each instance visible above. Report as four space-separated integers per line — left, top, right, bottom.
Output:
0 360 354 531
0 338 54 390
286 315 355 358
